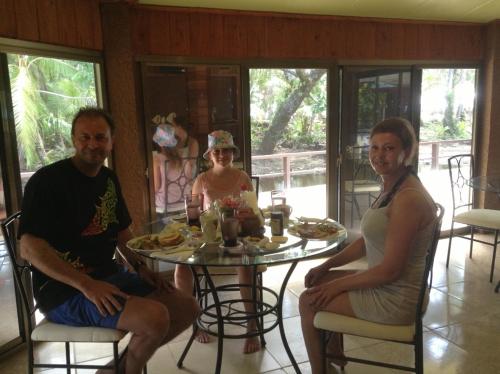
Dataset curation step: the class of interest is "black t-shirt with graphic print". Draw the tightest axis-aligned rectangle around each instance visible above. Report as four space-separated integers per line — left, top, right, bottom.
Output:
19 158 132 313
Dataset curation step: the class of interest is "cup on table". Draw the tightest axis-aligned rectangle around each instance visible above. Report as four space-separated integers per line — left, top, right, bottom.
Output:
274 204 293 225
184 193 204 227
220 215 240 247
200 210 218 242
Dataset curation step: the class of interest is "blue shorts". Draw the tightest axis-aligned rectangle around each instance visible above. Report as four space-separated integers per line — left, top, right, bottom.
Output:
46 267 155 329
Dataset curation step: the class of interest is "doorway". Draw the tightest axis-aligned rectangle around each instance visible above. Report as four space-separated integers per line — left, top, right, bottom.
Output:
339 66 478 235
339 67 414 234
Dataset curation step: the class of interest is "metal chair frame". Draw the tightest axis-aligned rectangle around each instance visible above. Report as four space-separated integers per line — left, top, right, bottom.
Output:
344 146 381 227
446 154 500 282
317 203 444 374
163 156 200 216
1 211 147 374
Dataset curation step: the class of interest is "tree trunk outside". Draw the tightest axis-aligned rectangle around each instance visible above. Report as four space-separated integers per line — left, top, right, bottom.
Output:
258 70 325 154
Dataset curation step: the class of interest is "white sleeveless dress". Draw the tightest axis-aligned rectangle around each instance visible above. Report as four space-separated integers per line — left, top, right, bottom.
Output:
348 188 436 325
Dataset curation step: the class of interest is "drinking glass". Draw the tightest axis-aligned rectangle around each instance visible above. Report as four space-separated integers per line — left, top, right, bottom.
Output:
184 193 204 226
220 216 239 247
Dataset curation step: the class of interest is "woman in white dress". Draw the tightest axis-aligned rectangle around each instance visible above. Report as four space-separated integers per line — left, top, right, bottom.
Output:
299 118 437 374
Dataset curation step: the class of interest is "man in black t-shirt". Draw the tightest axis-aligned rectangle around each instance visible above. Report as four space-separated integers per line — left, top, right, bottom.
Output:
19 107 199 373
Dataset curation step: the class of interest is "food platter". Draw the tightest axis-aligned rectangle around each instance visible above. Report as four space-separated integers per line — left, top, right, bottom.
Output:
127 232 186 252
287 220 344 241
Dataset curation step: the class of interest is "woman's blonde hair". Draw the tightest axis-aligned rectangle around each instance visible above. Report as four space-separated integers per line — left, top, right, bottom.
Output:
370 117 417 165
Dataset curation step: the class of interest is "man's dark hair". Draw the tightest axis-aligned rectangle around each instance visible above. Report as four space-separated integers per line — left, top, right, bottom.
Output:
71 107 115 135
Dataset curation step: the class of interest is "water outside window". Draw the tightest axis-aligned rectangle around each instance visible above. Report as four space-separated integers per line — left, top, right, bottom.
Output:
418 69 476 230
249 68 328 219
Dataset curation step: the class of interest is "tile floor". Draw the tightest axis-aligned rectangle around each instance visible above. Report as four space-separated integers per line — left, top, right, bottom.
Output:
1 234 499 373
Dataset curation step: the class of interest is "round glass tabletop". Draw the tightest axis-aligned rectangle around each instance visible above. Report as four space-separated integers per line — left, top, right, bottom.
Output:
130 218 348 267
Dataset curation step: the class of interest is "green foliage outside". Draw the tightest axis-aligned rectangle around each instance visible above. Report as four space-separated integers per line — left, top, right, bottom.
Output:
419 69 475 141
250 69 327 154
8 54 97 172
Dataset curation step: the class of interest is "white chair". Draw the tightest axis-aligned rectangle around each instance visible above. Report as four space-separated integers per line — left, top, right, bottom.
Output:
313 203 444 374
446 154 500 282
1 211 146 374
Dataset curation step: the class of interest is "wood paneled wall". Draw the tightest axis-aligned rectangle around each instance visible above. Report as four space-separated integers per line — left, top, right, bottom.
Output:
0 0 102 50
132 6 484 61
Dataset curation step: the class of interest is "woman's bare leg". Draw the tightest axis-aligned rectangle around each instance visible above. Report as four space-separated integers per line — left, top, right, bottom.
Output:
299 270 357 374
237 266 261 354
174 264 210 343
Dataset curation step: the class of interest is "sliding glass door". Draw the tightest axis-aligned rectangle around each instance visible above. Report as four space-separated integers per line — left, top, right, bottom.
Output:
417 68 477 230
0 50 102 356
339 67 414 234
339 66 478 235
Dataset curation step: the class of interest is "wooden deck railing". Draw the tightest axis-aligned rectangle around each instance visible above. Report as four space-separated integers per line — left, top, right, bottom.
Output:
252 150 326 189
251 139 472 189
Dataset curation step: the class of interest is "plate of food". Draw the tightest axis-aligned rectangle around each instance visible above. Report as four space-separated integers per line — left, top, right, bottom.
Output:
127 231 185 252
287 219 343 240
243 235 302 254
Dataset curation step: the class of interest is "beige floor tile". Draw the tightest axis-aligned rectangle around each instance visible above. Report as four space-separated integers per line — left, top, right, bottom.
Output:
32 341 69 365
436 278 500 308
167 336 281 374
423 287 481 329
431 311 500 359
0 348 27 373
260 316 309 367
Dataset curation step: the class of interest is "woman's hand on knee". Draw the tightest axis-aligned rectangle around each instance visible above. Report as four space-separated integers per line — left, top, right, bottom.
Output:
304 281 342 311
304 265 327 288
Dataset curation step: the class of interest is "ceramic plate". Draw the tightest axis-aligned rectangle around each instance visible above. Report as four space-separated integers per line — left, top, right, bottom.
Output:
287 220 343 241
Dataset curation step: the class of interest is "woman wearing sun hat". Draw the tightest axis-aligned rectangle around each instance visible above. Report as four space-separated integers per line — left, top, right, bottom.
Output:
195 130 251 206
175 130 261 353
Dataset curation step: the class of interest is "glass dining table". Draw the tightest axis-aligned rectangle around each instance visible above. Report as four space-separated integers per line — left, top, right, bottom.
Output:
130 218 348 374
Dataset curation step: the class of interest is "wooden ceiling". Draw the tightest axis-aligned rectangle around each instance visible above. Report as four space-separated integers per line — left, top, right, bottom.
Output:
137 0 500 23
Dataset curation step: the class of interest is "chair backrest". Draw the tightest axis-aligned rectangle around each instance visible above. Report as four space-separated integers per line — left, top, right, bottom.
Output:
447 154 474 213
415 203 444 323
164 156 199 214
346 145 380 190
251 176 260 198
1 211 37 335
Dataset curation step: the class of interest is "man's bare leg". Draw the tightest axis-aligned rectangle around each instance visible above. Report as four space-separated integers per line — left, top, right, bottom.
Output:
146 286 200 343
96 287 199 374
114 296 170 374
